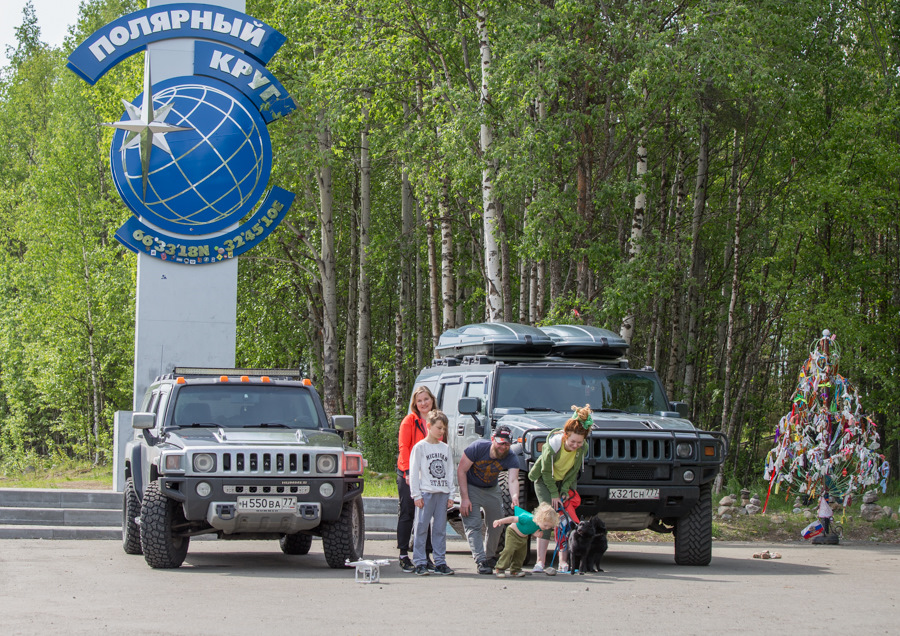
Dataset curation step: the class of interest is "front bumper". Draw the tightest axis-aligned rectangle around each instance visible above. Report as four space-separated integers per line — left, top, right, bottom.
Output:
158 475 364 533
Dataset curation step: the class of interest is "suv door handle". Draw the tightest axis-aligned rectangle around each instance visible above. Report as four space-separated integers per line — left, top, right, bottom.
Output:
457 424 465 436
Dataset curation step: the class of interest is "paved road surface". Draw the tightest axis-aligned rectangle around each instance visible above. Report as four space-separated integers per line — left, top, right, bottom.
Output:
1 538 897 635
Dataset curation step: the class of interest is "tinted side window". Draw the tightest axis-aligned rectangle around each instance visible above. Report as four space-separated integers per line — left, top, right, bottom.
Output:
439 379 462 416
464 377 487 414
154 389 170 429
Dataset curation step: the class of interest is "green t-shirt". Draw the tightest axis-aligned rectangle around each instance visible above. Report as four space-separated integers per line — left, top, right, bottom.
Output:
514 505 540 535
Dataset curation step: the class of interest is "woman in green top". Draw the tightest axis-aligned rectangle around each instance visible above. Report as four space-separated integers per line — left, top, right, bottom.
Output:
527 404 593 574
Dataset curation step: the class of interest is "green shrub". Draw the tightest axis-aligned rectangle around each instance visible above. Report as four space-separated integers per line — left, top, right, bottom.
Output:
356 416 398 474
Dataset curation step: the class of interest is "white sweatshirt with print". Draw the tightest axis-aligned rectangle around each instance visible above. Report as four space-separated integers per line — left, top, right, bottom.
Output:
408 439 457 500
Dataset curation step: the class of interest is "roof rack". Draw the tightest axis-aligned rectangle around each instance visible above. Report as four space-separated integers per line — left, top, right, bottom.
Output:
169 367 302 380
434 322 628 363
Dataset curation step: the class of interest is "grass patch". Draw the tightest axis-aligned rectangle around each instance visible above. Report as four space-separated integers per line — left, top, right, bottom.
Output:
363 469 398 497
0 460 113 489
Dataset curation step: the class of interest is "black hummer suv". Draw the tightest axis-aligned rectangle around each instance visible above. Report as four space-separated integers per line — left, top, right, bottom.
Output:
416 323 727 566
122 368 365 569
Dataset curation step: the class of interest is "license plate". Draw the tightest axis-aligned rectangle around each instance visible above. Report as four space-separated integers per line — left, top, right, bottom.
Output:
236 496 297 512
608 488 660 500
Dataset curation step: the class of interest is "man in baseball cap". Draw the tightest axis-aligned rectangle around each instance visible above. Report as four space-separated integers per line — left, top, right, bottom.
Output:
456 424 521 574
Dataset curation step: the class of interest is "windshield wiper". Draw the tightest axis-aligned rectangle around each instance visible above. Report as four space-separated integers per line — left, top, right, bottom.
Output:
243 422 290 428
595 408 625 413
522 406 560 412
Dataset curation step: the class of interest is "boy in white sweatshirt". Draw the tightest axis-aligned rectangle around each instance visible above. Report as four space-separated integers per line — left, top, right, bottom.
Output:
409 409 456 575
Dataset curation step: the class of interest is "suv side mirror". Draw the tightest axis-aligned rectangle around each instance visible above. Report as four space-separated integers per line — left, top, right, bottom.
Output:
458 397 481 415
457 397 485 436
670 402 689 419
332 415 355 432
132 412 156 430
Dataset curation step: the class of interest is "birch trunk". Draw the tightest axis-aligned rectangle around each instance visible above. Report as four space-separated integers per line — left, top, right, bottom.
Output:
620 127 646 345
343 207 357 415
714 183 742 494
683 120 709 401
315 122 339 417
396 163 413 418
478 9 502 321
665 150 686 396
355 103 371 422
426 211 441 349
440 177 455 331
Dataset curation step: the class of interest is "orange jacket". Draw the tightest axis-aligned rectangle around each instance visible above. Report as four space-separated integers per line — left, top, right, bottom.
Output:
397 412 428 473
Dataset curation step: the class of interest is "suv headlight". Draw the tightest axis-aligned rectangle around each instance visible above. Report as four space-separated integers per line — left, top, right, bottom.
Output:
676 442 693 459
192 453 216 473
316 454 338 474
163 453 185 472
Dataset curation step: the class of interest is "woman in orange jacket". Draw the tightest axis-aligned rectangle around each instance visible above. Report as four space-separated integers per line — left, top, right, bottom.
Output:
396 385 437 572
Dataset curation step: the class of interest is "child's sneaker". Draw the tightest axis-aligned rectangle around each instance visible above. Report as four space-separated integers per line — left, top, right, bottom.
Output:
557 565 570 574
415 564 429 576
434 564 455 575
511 570 526 577
494 569 507 578
543 567 557 576
531 563 544 573
398 556 415 573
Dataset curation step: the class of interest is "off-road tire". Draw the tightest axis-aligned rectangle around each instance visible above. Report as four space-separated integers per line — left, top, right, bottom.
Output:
122 477 143 555
140 481 190 569
321 496 365 568
674 482 712 565
280 532 313 555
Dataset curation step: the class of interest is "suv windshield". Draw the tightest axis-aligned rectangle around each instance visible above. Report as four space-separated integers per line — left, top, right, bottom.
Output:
494 367 669 415
169 385 321 429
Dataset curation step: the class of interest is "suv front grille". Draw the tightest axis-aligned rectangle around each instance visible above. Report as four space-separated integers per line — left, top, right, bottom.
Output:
194 450 335 477
592 437 672 461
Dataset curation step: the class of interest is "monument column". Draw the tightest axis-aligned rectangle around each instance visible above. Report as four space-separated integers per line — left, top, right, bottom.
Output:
131 0 245 408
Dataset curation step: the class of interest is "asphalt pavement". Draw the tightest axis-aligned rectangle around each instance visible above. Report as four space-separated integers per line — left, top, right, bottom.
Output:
1 538 898 635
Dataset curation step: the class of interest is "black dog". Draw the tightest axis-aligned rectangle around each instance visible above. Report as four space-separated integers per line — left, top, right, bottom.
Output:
585 516 608 572
567 519 596 574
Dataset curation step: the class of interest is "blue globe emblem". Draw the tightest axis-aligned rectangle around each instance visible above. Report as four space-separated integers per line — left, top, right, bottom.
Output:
111 76 272 235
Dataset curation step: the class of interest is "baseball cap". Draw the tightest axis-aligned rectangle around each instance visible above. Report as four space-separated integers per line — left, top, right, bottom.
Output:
494 425 513 443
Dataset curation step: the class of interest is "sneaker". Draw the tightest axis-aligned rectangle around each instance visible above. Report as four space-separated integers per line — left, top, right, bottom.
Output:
477 561 494 575
399 556 415 573
543 567 557 576
434 563 455 575
494 569 507 578
532 563 544 573
511 570 526 577
415 564 430 576
558 565 571 574
426 558 436 573
484 556 498 568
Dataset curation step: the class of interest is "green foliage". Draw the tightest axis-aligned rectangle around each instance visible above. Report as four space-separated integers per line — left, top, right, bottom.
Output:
355 415 398 474
0 0 897 486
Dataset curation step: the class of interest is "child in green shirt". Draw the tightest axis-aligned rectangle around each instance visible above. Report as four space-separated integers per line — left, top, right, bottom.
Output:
491 503 558 578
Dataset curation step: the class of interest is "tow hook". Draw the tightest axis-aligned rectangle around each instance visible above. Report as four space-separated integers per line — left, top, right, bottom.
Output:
216 503 236 520
299 505 318 520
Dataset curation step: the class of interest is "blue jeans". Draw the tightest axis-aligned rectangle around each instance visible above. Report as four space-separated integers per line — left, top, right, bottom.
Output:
413 491 449 566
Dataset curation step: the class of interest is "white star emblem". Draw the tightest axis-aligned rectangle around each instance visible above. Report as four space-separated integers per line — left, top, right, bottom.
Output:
102 52 192 199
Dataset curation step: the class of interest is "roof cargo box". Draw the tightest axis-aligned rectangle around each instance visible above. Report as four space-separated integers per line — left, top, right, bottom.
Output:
436 322 553 358
540 324 629 359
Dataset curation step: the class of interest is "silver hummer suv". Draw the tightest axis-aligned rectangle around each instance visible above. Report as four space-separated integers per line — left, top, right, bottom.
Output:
122 368 365 569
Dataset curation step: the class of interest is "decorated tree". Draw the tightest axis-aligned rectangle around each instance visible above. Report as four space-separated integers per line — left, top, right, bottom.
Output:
763 331 890 513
